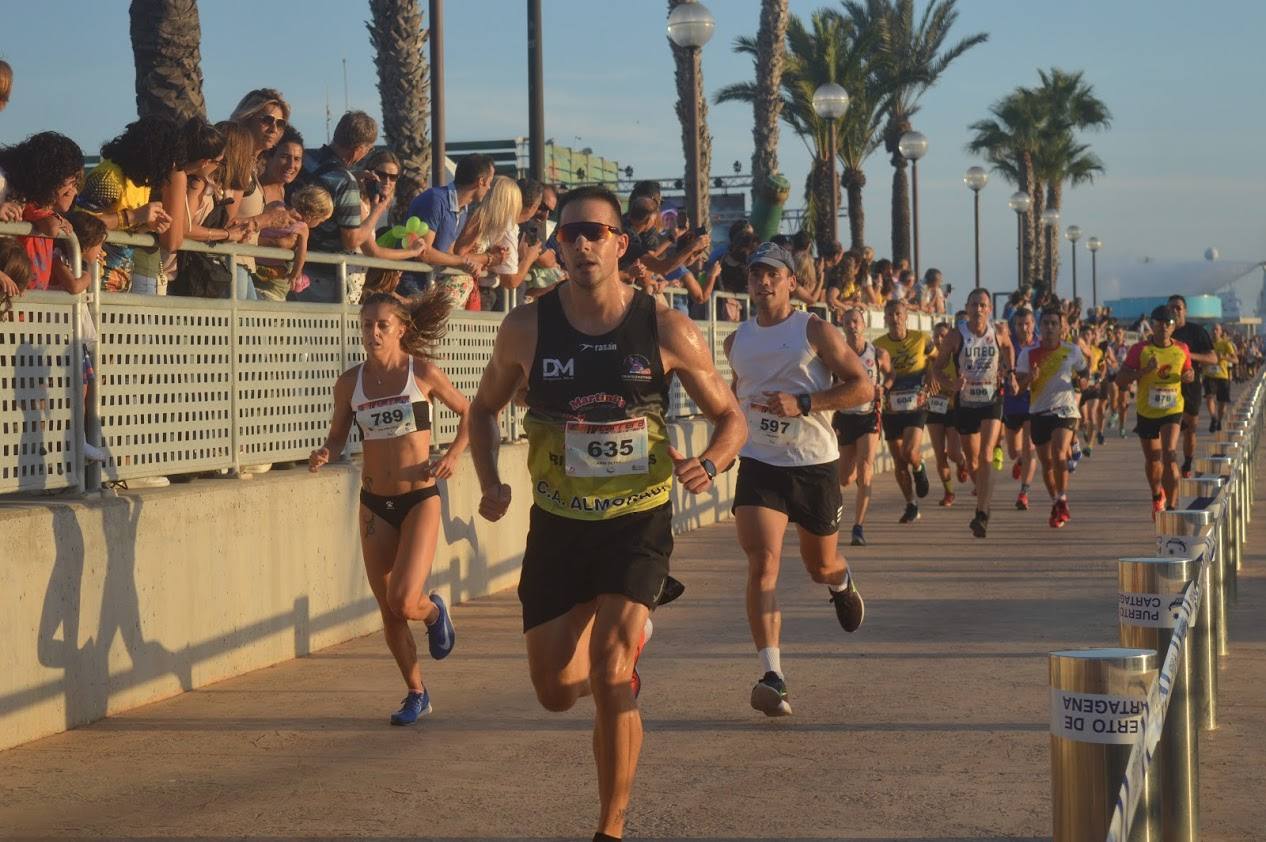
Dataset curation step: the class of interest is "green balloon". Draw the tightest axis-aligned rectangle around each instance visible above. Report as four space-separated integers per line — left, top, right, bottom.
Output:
404 216 422 233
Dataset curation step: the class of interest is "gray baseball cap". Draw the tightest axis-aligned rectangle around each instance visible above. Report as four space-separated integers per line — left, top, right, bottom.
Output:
746 242 796 275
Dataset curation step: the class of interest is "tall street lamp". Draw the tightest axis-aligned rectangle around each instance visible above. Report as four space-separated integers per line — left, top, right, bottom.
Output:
811 82 850 245
964 166 988 288
899 131 928 278
1040 207 1061 291
667 1 716 230
1087 236 1103 309
1065 224 1082 303
1008 191 1031 289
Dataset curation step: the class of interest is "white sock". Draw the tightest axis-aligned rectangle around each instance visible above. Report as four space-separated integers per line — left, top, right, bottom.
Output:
758 646 782 678
828 570 851 592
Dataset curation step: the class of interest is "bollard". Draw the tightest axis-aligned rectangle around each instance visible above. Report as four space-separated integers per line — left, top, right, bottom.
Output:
1195 456 1241 579
1156 508 1222 663
1119 557 1200 842
1050 648 1159 842
1155 510 1219 732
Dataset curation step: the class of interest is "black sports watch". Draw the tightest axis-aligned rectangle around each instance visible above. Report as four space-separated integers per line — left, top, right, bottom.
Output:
796 393 813 416
699 458 717 480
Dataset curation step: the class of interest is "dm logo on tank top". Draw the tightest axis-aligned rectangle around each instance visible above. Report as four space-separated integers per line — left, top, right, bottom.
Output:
543 357 575 380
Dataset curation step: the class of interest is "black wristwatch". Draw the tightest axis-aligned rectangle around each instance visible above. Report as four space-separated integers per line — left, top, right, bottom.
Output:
796 393 813 416
699 458 717 480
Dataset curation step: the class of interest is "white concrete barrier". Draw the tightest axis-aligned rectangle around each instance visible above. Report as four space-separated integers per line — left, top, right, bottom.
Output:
0 419 738 751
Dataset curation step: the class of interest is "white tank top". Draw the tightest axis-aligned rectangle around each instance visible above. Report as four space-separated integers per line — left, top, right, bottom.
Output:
730 310 839 467
957 322 1001 407
351 357 432 441
839 341 879 415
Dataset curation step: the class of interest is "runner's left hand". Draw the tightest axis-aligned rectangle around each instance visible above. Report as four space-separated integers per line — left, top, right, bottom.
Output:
761 391 799 417
668 445 712 494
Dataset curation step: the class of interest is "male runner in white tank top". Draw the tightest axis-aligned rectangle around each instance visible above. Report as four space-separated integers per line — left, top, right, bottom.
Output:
724 243 871 717
933 288 1015 538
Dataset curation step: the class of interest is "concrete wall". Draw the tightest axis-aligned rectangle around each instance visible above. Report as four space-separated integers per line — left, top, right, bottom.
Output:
0 419 740 751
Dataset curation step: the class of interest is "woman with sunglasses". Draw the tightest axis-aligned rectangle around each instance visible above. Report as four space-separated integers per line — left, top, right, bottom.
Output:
1116 304 1195 518
310 288 468 726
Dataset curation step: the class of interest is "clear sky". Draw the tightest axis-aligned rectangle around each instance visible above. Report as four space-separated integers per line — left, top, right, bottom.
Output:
3 0 1264 308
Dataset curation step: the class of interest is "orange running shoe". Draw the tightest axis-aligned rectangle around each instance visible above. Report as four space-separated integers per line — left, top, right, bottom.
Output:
939 491 956 507
957 464 969 484
1151 494 1165 521
1011 460 1022 481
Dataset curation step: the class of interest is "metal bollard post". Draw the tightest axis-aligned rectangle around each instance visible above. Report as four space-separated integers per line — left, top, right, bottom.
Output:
1155 509 1219 733
1195 456 1241 580
1050 648 1159 842
1118 557 1200 842
1156 509 1222 660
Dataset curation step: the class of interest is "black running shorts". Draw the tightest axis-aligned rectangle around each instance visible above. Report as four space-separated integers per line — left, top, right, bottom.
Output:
732 457 843 536
518 503 672 632
1181 383 1202 417
1203 377 1230 403
1135 412 1183 441
881 410 926 442
954 400 1004 435
1030 413 1078 446
832 411 878 446
1003 412 1029 432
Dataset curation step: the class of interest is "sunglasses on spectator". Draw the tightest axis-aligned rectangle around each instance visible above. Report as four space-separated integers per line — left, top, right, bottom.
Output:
372 169 400 182
557 221 622 244
257 114 286 130
536 204 555 216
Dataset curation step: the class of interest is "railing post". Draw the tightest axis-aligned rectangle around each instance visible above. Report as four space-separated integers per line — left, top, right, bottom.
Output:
1155 509 1218 732
86 259 104 493
1049 648 1159 842
228 252 241 476
1118 555 1200 842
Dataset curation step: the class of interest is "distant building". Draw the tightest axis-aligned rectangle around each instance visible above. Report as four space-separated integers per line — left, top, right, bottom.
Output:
1106 294 1222 323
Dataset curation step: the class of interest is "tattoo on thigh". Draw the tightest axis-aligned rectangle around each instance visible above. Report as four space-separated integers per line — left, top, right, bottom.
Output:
363 512 375 536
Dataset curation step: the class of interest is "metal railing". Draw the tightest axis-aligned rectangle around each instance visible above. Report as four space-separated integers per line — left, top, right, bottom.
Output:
1048 368 1264 842
1 221 942 496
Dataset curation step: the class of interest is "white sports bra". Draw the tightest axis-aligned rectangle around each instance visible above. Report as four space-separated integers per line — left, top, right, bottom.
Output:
351 357 432 441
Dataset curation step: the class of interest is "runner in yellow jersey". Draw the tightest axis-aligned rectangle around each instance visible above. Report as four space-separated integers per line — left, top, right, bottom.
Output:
1116 305 1195 518
926 322 965 507
873 299 937 524
1202 322 1237 432
1076 323 1107 456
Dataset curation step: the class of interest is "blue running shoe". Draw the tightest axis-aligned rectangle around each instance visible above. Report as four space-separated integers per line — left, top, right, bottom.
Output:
390 690 431 726
427 592 455 660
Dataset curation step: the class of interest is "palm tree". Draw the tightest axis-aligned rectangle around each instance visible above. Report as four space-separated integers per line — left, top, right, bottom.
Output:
844 0 986 264
1029 68 1111 289
129 0 207 123
367 0 431 222
748 0 790 240
669 0 713 234
717 9 884 251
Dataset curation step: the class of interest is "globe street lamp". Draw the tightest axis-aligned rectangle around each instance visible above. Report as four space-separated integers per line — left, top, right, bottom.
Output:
964 166 988 288
1040 207 1061 291
1087 236 1102 309
899 130 928 277
812 82 850 245
667 1 716 229
1065 224 1082 303
1008 191 1032 289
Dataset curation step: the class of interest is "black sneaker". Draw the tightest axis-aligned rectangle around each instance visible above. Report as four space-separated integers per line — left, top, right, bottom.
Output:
830 578 865 632
969 510 988 538
851 524 866 546
899 502 920 524
1209 419 1217 433
750 671 792 716
912 464 930 498
655 575 685 607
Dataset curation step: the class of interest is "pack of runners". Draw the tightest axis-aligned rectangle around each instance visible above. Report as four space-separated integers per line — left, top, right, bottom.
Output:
310 197 1249 839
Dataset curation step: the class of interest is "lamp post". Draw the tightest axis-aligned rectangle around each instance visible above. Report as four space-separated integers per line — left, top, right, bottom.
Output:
1065 224 1082 303
899 130 928 277
429 0 446 187
811 82 850 245
1041 207 1061 291
1008 191 1032 289
964 166 988 288
527 0 544 180
1087 236 1102 309
667 1 716 230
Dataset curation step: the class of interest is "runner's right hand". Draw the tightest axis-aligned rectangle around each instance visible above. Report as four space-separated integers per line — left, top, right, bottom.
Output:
309 446 330 472
479 483 512 521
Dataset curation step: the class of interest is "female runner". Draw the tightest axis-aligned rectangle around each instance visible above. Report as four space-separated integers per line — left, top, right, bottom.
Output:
926 322 965 506
311 290 469 725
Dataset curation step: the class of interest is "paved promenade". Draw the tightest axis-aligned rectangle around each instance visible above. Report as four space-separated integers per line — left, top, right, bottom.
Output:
2 431 1263 841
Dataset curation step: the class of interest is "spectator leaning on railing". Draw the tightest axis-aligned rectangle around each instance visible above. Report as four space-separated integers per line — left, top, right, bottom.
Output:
0 131 83 291
0 236 33 307
399 153 497 297
259 126 304 205
293 111 423 304
76 116 176 293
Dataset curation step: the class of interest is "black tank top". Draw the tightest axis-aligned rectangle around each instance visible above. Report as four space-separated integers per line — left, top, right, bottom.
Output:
522 288 673 520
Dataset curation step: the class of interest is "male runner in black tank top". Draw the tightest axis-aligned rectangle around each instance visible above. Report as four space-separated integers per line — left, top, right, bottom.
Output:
469 186 745 842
